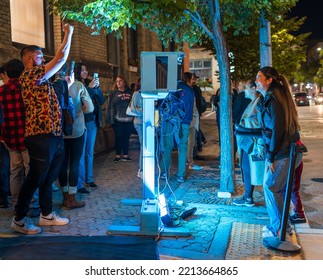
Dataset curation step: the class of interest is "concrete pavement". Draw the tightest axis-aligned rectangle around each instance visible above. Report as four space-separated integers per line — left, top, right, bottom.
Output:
0 110 323 260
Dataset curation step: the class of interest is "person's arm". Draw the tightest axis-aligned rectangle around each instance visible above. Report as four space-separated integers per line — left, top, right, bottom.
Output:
44 23 74 80
133 91 143 115
94 86 106 105
267 98 285 163
80 84 94 114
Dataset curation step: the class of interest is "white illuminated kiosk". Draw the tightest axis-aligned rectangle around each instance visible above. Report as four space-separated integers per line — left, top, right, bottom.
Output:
108 52 190 236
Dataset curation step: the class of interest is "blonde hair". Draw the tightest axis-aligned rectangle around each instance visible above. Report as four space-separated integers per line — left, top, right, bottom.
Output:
112 75 130 91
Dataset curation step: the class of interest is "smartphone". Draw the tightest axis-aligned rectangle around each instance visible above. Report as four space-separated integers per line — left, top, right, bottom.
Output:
93 72 98 79
69 60 75 76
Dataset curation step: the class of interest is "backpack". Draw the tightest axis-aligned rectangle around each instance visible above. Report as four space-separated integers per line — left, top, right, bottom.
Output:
53 79 75 136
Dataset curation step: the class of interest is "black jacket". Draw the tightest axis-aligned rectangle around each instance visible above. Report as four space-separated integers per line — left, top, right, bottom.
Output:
232 91 251 124
84 85 105 128
193 85 205 116
259 92 299 162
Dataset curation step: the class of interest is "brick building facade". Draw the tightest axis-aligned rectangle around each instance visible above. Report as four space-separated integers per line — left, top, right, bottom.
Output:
0 0 172 153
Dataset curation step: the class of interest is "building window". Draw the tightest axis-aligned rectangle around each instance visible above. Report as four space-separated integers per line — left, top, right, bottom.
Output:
127 28 138 65
189 58 212 83
107 32 120 79
107 32 120 66
10 0 53 53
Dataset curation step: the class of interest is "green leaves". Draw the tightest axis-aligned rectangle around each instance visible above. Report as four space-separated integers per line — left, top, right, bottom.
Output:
50 0 303 71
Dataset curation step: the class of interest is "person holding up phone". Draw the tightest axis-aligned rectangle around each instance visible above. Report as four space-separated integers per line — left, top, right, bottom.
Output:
11 23 74 235
57 64 94 209
74 63 105 194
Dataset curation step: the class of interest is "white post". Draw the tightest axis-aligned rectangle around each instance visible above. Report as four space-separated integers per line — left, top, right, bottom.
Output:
260 11 272 67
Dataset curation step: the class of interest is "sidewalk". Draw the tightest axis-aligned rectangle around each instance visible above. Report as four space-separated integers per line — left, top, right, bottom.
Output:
0 111 323 260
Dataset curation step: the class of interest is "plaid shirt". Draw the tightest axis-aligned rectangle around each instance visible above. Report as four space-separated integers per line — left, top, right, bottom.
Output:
0 78 26 151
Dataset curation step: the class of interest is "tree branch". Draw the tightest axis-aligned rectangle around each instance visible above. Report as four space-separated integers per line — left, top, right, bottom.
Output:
184 9 214 40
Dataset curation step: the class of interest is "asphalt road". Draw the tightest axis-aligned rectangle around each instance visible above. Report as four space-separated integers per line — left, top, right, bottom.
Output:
297 105 323 229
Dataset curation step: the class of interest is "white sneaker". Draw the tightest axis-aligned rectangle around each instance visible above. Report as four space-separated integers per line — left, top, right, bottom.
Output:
39 211 69 226
262 227 275 238
262 226 268 232
189 164 203 170
11 217 42 235
137 169 143 179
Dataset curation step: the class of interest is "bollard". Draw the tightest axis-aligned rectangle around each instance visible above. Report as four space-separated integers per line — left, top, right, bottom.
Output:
263 142 302 253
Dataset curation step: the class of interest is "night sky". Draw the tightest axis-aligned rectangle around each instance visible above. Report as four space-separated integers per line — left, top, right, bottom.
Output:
288 0 323 40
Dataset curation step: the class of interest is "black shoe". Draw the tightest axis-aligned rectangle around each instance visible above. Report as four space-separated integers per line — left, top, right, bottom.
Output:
193 155 205 161
0 196 9 208
86 182 98 188
122 157 132 162
289 213 306 224
77 187 90 194
232 196 255 207
113 157 122 162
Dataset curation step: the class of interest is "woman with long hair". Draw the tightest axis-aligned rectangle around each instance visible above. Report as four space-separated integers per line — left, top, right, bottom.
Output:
256 66 301 239
105 75 134 162
74 63 105 193
56 64 94 208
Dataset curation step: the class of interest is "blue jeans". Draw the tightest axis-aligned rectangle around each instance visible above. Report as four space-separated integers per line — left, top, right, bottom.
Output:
263 157 290 236
264 154 302 236
78 121 97 188
160 122 190 177
59 134 85 188
134 122 143 170
241 149 254 199
0 142 10 198
15 134 64 219
187 126 197 165
177 124 190 177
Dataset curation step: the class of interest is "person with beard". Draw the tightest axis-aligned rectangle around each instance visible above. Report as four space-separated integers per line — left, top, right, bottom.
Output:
11 23 74 235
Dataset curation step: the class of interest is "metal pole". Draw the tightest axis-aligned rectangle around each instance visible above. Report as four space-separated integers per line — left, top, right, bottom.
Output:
280 142 297 241
263 142 301 253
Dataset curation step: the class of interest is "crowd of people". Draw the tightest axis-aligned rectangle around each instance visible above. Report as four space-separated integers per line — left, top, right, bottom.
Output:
0 23 307 240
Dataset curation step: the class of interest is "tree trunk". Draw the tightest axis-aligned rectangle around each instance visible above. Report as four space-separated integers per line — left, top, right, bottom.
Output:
212 18 235 194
